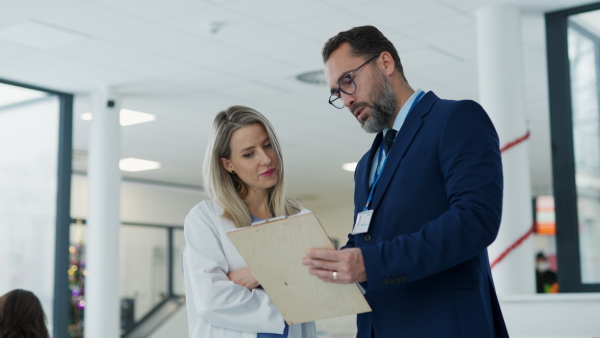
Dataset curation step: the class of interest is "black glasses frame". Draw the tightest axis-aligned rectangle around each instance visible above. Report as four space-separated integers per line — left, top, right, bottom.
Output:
328 54 379 109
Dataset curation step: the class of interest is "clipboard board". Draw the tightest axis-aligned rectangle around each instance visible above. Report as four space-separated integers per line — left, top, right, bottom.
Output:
227 212 371 325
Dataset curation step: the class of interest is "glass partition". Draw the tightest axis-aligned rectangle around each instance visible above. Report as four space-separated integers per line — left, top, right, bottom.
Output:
173 229 186 296
546 2 600 292
69 220 184 336
120 225 169 322
0 83 59 327
568 10 600 284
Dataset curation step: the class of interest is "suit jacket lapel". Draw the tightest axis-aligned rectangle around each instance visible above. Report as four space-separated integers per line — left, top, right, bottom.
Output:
356 133 383 208
369 91 439 211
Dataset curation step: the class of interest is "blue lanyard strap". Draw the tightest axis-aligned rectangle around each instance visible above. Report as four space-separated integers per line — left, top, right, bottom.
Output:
364 146 386 211
363 91 425 212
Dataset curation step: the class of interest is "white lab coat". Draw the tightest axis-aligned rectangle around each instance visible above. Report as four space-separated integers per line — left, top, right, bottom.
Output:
183 199 317 338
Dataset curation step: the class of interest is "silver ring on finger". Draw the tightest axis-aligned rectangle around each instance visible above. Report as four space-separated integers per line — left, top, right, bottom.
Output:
333 271 338 280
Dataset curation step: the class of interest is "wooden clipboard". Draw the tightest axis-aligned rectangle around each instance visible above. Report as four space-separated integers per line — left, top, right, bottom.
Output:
227 212 371 325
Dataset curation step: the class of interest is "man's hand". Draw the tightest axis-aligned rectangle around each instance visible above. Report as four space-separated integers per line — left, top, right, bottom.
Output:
302 248 367 284
227 267 260 289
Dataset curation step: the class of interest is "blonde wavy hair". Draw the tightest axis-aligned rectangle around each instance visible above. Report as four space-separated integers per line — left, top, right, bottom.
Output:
203 105 301 228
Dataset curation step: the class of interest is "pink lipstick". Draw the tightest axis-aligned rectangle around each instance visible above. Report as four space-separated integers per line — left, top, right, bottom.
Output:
261 168 275 176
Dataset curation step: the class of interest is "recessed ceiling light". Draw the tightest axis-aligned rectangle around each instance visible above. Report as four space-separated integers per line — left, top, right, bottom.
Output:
120 108 157 126
342 162 358 172
119 158 161 172
296 69 327 86
80 109 156 126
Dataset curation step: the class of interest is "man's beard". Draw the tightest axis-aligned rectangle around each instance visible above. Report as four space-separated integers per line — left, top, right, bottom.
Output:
359 73 397 133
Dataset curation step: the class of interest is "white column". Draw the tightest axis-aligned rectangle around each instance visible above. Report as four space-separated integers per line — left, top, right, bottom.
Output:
85 88 121 337
476 6 535 295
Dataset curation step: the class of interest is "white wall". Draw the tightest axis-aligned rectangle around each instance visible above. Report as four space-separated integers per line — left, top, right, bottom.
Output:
71 174 206 224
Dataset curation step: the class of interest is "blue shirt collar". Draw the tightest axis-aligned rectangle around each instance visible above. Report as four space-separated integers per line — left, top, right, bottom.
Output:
384 88 424 137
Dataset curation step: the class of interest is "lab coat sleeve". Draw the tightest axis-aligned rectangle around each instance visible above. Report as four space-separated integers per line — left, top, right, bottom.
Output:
183 203 285 334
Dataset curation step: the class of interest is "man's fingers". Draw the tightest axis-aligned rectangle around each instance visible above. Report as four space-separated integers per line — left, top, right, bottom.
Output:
303 257 337 271
306 248 341 261
309 268 346 283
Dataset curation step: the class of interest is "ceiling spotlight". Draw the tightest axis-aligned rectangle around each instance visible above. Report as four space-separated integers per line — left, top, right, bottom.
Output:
205 21 225 34
119 158 161 172
80 109 156 126
296 70 327 86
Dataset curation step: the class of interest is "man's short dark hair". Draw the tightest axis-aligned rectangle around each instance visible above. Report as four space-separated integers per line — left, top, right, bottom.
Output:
322 25 406 80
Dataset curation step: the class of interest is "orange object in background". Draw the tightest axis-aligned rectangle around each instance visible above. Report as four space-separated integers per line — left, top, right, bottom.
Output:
536 195 556 235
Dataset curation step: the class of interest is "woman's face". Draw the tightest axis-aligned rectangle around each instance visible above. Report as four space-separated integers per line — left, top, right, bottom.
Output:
220 123 279 193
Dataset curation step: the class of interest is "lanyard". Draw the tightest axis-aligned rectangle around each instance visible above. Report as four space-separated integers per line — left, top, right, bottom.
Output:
363 91 425 211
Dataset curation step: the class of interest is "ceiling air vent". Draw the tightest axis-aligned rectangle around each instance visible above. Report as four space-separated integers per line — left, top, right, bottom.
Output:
296 70 327 86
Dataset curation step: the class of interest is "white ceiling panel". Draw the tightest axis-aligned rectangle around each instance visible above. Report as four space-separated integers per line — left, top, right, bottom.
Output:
102 23 204 54
400 47 464 72
0 10 25 29
91 0 209 21
403 13 475 35
212 81 289 102
27 2 148 38
51 40 148 66
0 20 90 50
219 26 317 62
430 36 478 63
162 4 267 38
114 80 199 97
0 40 36 59
72 65 148 89
0 0 79 15
219 0 333 25
161 38 253 67
0 51 90 76
167 67 244 90
113 55 199 78
349 0 461 29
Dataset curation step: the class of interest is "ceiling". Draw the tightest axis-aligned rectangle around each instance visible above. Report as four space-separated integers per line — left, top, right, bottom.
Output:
0 0 597 206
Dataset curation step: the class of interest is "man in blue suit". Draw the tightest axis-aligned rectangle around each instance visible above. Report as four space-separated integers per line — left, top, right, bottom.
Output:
302 26 509 337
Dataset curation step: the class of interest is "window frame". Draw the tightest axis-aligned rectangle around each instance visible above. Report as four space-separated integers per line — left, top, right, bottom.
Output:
546 1 600 293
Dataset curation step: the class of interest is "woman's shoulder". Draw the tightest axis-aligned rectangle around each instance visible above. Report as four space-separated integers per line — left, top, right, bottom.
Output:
185 199 225 229
188 199 223 216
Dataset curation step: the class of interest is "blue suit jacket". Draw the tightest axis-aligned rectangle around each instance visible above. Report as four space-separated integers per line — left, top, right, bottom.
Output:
346 92 509 338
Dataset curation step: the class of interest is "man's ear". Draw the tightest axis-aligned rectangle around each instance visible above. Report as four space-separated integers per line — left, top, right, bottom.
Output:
220 157 234 172
379 51 396 76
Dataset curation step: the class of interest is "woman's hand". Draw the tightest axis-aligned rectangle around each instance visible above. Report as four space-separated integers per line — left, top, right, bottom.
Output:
227 267 260 289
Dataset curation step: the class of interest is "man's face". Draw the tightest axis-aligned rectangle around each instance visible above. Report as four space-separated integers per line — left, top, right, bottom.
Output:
325 43 397 133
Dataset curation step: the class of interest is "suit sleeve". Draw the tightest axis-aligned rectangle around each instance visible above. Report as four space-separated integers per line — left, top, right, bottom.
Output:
183 204 285 333
360 100 503 289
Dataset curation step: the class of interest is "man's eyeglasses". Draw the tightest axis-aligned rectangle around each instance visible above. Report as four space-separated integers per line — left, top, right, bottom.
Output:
328 54 379 109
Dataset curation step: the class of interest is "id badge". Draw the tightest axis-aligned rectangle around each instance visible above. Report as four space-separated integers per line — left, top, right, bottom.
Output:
352 210 373 234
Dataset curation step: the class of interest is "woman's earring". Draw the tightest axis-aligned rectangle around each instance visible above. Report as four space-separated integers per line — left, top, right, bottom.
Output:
230 170 236 175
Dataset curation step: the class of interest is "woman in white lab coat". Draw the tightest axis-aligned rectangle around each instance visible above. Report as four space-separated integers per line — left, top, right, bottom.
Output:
183 105 317 338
